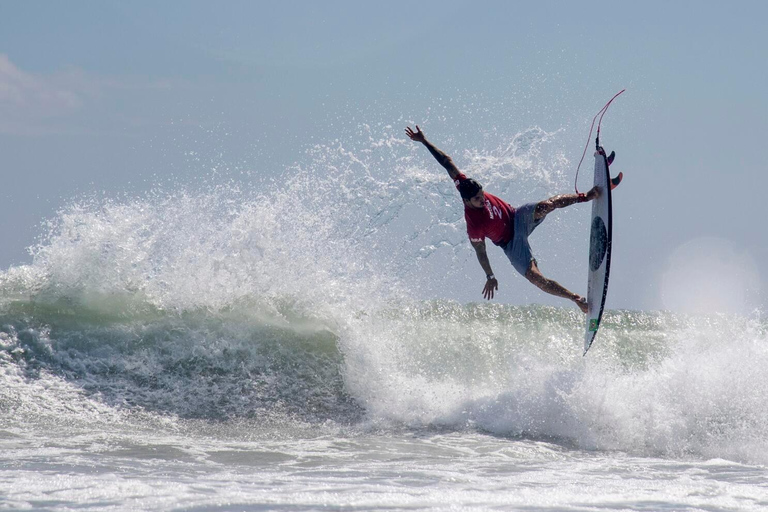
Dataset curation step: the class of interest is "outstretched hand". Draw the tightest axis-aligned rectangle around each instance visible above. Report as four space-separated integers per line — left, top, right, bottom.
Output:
482 278 498 300
405 125 426 143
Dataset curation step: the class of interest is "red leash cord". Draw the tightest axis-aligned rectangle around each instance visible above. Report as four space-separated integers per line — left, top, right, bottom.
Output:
574 89 625 194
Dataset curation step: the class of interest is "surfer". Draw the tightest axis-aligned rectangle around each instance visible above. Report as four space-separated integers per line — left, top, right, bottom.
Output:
406 125 601 313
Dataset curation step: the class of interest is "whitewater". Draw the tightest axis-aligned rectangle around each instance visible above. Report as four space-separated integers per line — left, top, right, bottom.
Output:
2 125 767 511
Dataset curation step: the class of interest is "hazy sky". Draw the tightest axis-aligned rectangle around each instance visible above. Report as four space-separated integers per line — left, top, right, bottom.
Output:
1 1 766 312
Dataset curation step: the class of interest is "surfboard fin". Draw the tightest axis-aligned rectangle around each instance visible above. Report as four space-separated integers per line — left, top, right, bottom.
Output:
610 172 623 190
606 150 622 190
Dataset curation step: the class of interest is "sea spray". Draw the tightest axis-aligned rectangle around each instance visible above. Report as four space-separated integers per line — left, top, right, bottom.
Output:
345 303 768 463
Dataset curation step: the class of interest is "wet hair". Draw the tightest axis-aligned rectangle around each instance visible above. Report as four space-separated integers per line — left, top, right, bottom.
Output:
458 179 483 200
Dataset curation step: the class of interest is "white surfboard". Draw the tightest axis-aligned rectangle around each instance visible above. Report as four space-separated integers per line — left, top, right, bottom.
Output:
584 148 613 355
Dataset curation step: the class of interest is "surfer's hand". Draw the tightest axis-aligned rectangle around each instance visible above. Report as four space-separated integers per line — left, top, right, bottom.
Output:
482 278 498 300
405 125 426 143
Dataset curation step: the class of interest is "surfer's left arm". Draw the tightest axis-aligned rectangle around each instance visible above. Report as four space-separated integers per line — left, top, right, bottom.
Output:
405 125 461 180
471 240 499 300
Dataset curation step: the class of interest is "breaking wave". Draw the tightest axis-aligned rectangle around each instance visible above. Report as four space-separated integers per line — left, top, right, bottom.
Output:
2 125 767 464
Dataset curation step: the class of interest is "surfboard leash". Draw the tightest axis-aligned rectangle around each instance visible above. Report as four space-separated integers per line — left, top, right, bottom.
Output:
574 89 626 194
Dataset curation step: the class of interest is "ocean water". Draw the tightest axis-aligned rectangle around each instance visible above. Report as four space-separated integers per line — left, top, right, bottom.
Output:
2 128 768 511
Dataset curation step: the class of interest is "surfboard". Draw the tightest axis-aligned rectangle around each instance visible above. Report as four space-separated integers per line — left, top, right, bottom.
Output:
584 147 614 355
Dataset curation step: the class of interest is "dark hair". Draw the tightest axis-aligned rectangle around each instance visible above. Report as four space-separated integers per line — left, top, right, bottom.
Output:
458 179 482 200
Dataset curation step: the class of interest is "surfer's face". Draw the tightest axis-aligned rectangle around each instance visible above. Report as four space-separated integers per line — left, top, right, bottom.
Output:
465 190 485 209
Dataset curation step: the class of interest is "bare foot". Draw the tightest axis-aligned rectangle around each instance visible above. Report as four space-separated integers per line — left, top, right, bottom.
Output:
575 296 588 314
578 186 600 203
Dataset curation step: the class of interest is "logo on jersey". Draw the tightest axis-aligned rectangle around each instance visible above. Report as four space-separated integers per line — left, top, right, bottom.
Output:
486 200 502 220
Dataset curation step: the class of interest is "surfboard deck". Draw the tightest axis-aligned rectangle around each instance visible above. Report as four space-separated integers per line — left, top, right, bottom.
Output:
584 147 614 355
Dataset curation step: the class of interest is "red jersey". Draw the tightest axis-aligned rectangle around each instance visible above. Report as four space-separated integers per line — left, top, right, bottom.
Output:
454 173 515 246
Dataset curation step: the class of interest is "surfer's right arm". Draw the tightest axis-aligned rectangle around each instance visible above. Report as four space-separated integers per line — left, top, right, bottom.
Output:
471 239 499 300
405 125 461 180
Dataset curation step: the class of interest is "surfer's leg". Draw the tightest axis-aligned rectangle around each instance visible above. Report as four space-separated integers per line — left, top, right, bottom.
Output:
505 203 544 276
525 261 588 313
534 186 599 221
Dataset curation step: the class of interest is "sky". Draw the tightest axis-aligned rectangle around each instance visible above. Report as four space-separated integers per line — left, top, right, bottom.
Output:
1 0 766 312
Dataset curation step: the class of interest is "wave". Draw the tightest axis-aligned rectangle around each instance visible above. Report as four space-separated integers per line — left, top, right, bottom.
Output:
348 302 768 464
2 125 767 465
2 290 767 463
0 296 358 423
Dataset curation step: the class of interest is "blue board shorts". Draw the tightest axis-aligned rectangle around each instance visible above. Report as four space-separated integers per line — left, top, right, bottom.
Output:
502 202 543 277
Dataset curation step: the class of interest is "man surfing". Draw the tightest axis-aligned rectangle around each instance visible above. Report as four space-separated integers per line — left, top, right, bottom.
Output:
406 125 613 313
